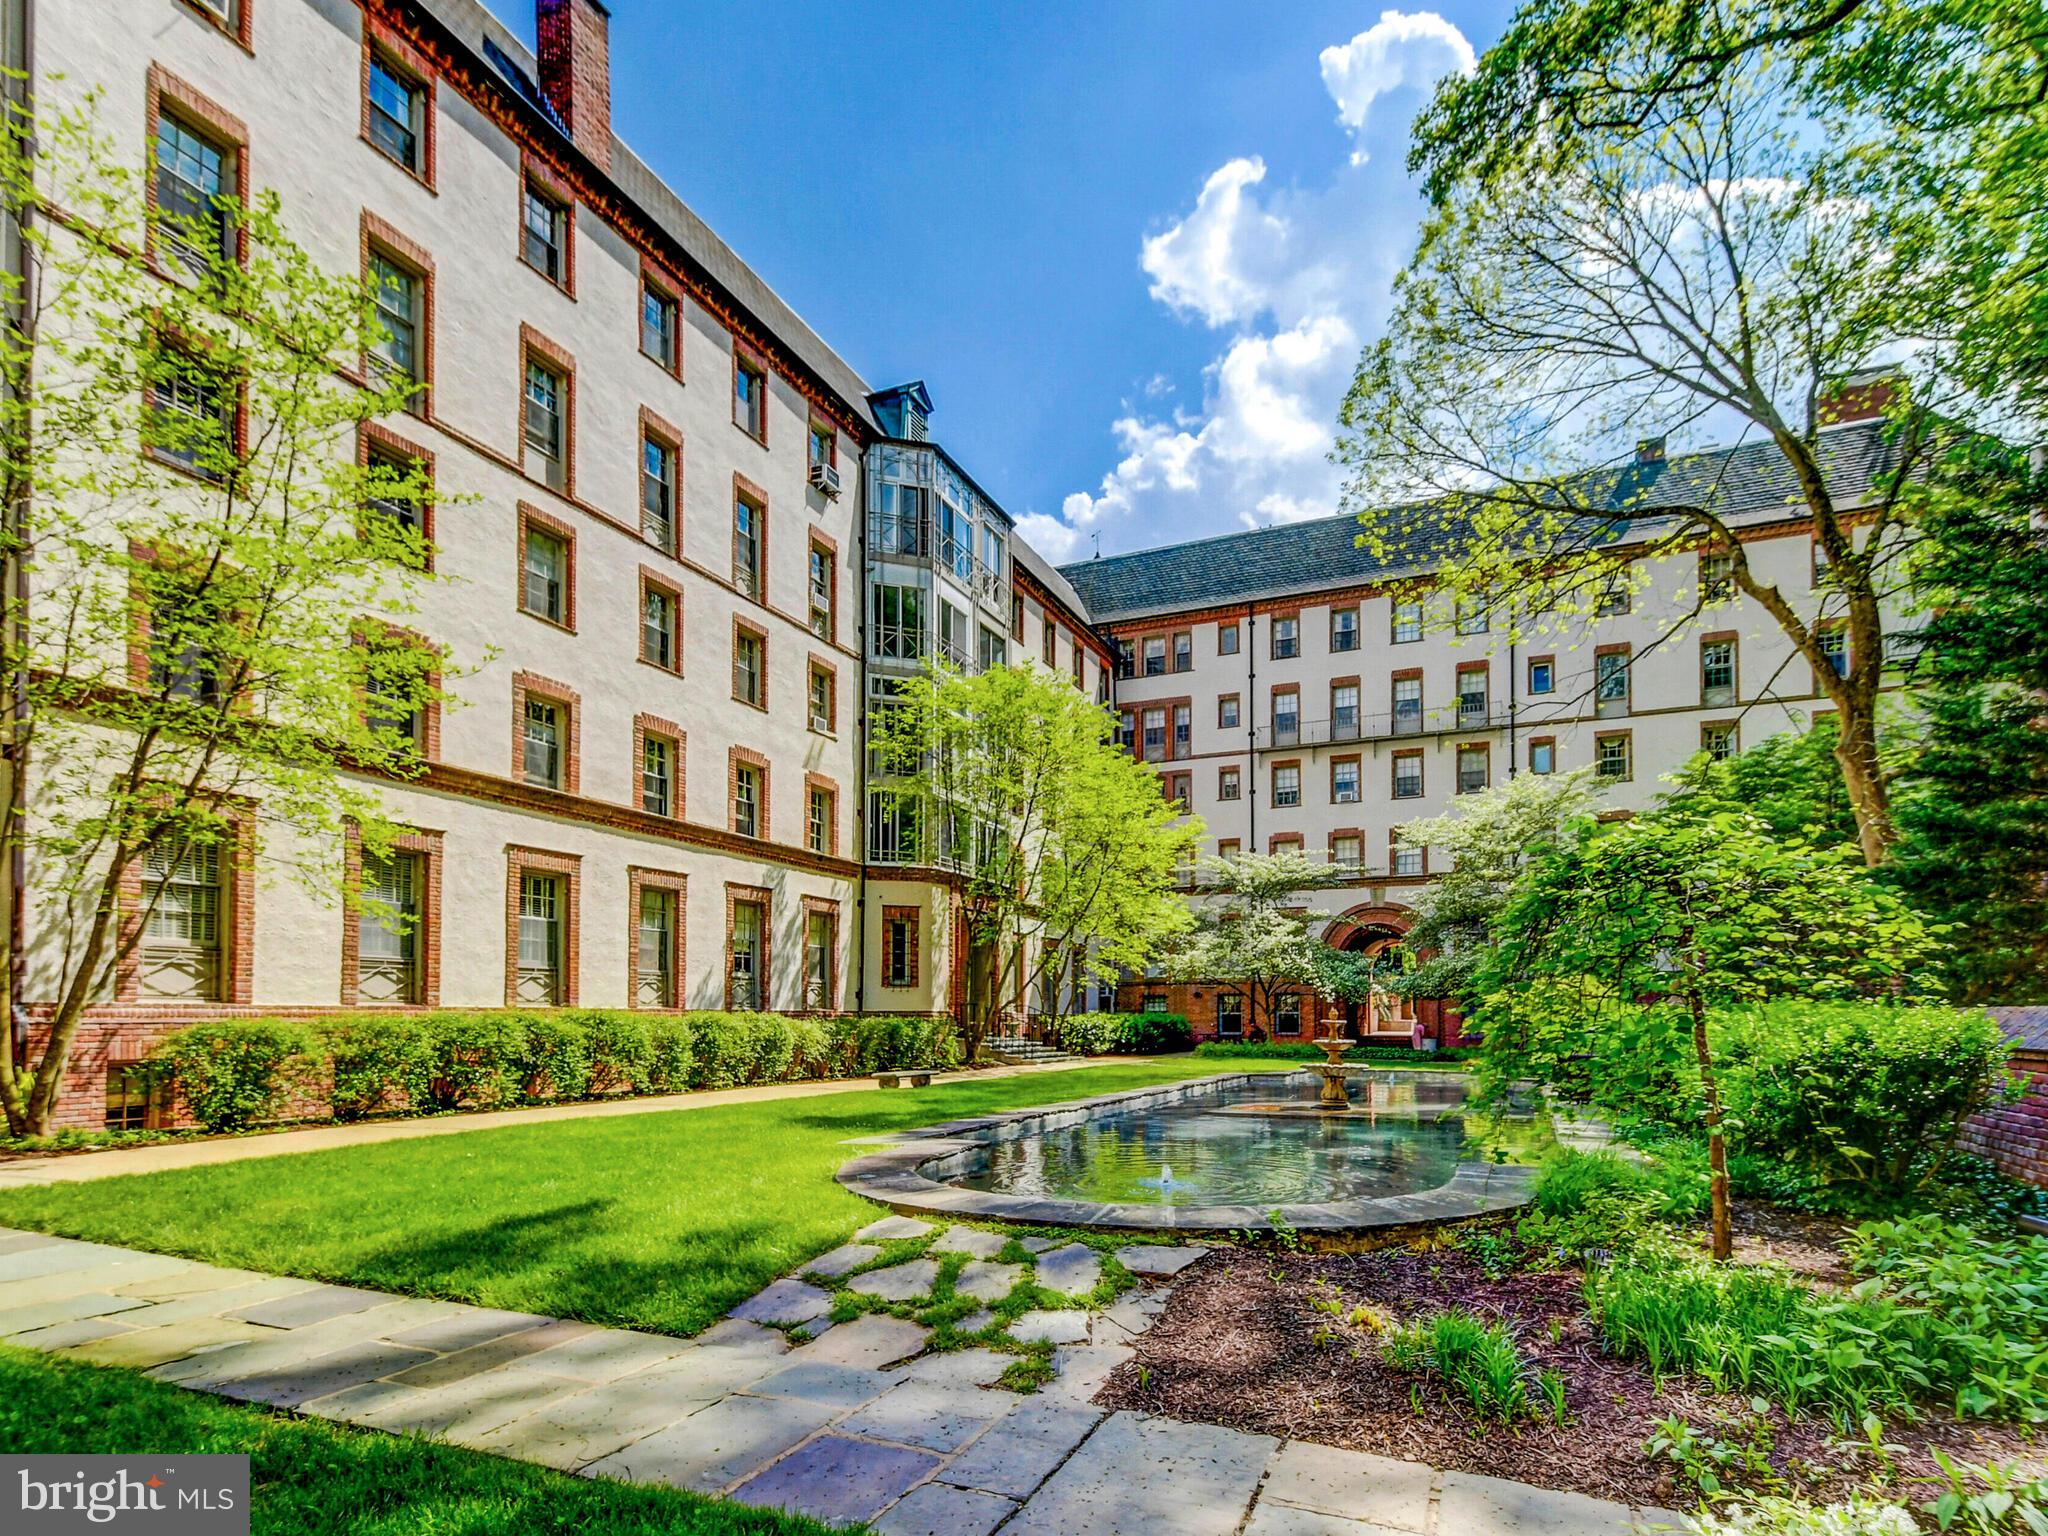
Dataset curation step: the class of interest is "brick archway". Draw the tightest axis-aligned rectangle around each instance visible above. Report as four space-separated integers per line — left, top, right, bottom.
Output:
1321 902 1413 953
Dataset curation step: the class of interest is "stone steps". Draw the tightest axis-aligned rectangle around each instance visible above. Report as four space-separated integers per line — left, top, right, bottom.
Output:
984 1038 1081 1066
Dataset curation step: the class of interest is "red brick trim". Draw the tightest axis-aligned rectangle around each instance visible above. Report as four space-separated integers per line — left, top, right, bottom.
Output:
518 324 576 498
144 64 250 272
1594 641 1633 657
1217 764 1241 800
626 865 686 1010
1218 693 1240 728
881 905 921 989
638 260 683 377
799 894 841 1013
115 802 255 1007
340 822 444 1006
732 472 768 603
1329 674 1361 693
516 502 577 632
1268 833 1305 855
359 209 435 418
1391 747 1425 799
731 616 768 710
803 772 840 857
1269 611 1302 656
361 17 437 189
724 882 773 1011
732 342 770 447
510 670 580 795
807 529 839 645
357 422 436 571
1595 729 1635 781
518 150 576 296
1271 757 1303 809
631 712 684 818
1699 629 1740 646
728 745 770 842
1528 734 1558 771
1330 752 1362 802
637 565 683 673
177 0 254 51
1455 739 1492 793
805 654 839 736
504 845 581 1006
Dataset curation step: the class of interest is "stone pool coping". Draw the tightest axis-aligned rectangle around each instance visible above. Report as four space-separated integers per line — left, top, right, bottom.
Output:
834 1070 1537 1238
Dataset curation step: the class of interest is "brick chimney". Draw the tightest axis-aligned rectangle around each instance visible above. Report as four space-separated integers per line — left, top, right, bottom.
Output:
1818 367 1900 429
1635 434 1667 464
536 0 611 173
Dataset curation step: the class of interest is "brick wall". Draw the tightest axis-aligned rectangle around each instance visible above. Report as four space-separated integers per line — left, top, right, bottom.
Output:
1958 1048 2048 1189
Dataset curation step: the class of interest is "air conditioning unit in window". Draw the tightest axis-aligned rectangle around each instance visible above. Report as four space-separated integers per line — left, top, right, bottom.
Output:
807 460 842 499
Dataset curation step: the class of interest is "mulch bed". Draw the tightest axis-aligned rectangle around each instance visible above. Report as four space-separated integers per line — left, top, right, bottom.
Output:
1098 1243 2044 1508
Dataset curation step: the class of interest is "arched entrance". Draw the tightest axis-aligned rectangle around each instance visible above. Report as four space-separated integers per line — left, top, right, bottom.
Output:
1320 903 1418 1042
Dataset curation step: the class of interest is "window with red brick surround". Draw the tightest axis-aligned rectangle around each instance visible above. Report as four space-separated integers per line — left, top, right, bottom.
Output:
145 64 249 273
732 342 769 446
361 21 435 187
504 845 580 1006
351 617 443 763
360 210 435 418
732 617 768 710
801 894 841 1013
632 712 684 818
627 866 686 1011
357 421 436 572
724 882 773 1010
516 502 576 631
114 801 256 1005
729 745 769 841
1269 833 1305 855
518 152 575 296
732 473 768 602
638 260 683 377
638 404 683 558
804 773 839 857
341 821 443 1006
179 0 255 51
806 655 838 736
518 324 576 497
511 670 580 794
638 566 682 674
881 905 920 989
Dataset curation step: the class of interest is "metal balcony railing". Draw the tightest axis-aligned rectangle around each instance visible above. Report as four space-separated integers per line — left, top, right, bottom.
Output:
1254 704 1518 750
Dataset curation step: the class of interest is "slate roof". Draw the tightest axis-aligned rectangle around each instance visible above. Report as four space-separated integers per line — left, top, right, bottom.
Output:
1990 1007 2048 1055
1058 422 1901 623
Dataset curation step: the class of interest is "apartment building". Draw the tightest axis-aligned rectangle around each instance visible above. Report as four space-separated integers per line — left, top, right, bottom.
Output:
13 0 1109 1127
1060 420 1913 1044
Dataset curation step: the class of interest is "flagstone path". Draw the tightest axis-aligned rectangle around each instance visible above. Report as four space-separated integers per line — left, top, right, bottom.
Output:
0 1223 1688 1534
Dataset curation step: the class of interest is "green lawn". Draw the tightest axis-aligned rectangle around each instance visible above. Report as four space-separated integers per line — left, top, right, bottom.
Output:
0 1060 1278 1337
0 1346 849 1536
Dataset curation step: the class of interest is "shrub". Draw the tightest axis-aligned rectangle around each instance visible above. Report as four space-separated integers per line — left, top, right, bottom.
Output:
423 1011 526 1111
643 1015 695 1093
827 1015 961 1074
149 1019 316 1133
1380 1307 1530 1421
513 1012 592 1102
582 1011 652 1095
1057 1012 1190 1055
319 1014 432 1121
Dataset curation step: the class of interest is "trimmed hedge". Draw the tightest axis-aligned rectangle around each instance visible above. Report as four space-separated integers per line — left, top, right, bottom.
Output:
146 1011 962 1134
1052 1012 1192 1055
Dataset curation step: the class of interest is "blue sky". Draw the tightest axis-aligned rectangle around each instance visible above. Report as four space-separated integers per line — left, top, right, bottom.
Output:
510 3 1509 561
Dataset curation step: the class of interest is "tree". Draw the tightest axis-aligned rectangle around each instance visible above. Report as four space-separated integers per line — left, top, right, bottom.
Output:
1161 851 1340 1038
1888 441 2048 1002
1339 52 1956 864
867 659 1199 1056
1477 812 1941 1257
1389 768 1601 1006
0 97 446 1134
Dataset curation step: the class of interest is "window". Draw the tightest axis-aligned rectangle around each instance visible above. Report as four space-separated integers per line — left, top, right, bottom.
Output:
1818 626 1849 680
1163 772 1191 809
1457 666 1488 723
1142 636 1166 676
733 491 763 598
1332 758 1360 803
154 112 235 271
807 784 834 854
808 663 834 734
1219 695 1240 730
1528 656 1555 695
1043 621 1060 667
636 887 676 1008
1702 722 1738 761
641 282 677 369
1530 738 1556 775
1455 601 1489 636
1218 622 1240 656
1596 572 1632 616
979 626 1007 672
1272 616 1299 659
1392 675 1422 734
516 871 564 1003
1701 551 1735 604
1331 833 1362 869
1073 645 1087 688
1172 704 1191 759
808 421 835 471
805 909 835 1010
809 543 835 641
521 522 568 625
1172 632 1193 673
1217 993 1245 1038
523 358 566 491
728 898 765 1009
1701 638 1736 706
144 573 223 706
1811 540 1835 589
522 696 562 788
367 53 425 173
1274 995 1302 1038
884 909 917 988
1218 766 1241 802
1393 752 1423 799
367 253 421 395
1141 707 1167 763
733 761 762 837
1597 732 1632 781
1271 689 1300 746
1113 639 1135 679
363 445 427 561
1331 608 1359 652
1392 601 1422 644
1595 650 1630 715
105 1062 158 1131
641 433 676 552
1392 840 1423 876
146 347 234 481
734 352 767 440
1217 839 1240 860
1273 764 1301 807
1457 744 1488 794
873 584 923 662
361 636 424 751
641 581 678 671
1117 710 1136 753
140 841 224 1000
733 627 764 708
1141 991 1169 1016
1009 594 1025 642
358 851 423 1004
521 179 568 285
641 733 674 817
1331 682 1360 738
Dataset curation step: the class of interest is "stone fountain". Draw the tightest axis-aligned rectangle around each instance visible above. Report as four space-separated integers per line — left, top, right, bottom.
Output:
1311 1008 1355 1109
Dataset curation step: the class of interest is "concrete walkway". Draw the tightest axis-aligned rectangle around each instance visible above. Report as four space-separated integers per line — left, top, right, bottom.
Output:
0 1224 1685 1535
0 1060 1109 1189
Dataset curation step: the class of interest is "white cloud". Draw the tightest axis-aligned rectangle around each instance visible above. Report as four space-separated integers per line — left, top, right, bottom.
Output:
1039 11 1475 556
1319 11 1475 165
